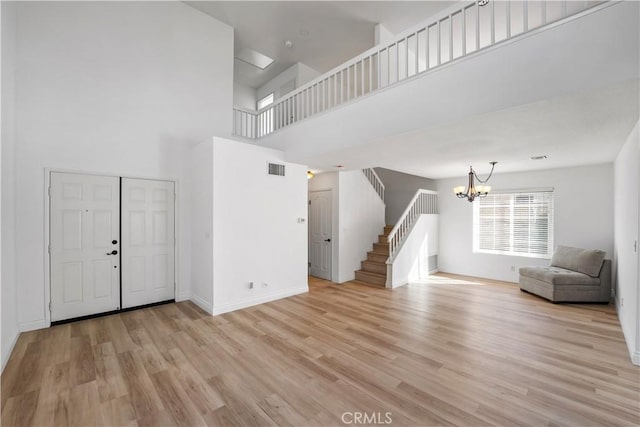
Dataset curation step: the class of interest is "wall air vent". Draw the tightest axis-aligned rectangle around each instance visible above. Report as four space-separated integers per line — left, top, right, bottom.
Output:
267 162 285 176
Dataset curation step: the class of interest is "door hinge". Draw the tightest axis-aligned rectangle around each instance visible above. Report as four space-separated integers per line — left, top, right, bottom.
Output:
48 301 52 312
48 244 51 254
308 200 311 205
48 187 52 197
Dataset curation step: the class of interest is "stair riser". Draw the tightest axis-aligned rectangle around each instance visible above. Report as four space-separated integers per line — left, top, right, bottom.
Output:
355 271 386 286
378 235 389 244
372 243 389 254
367 252 388 263
361 261 387 275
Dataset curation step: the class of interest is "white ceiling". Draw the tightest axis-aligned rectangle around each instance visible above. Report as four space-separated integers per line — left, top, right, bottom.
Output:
328 80 639 179
254 1 639 179
186 1 453 88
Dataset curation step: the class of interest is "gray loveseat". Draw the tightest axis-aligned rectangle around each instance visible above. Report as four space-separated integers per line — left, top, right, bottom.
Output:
519 245 611 303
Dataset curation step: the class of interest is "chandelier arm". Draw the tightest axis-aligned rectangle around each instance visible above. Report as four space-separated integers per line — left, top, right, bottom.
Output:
473 162 496 184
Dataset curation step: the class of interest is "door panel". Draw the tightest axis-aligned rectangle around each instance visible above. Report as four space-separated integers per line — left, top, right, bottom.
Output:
121 178 175 308
309 190 332 280
50 172 120 321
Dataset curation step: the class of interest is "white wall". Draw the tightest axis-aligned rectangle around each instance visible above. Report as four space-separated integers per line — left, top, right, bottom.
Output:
1 0 19 371
256 62 321 102
389 215 438 288
10 1 233 331
212 137 308 314
189 142 214 313
374 23 395 46
374 167 437 225
437 164 614 283
614 122 640 365
234 82 256 111
338 170 386 282
297 63 322 87
308 171 340 281
307 170 385 283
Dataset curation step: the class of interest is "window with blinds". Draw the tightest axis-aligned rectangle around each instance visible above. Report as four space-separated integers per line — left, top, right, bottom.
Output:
473 190 554 258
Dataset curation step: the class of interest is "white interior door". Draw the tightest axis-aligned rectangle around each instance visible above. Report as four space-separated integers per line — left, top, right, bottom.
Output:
50 172 121 321
121 178 175 308
309 190 332 280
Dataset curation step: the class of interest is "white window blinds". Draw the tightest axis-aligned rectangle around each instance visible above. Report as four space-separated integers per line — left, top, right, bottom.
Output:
473 190 554 258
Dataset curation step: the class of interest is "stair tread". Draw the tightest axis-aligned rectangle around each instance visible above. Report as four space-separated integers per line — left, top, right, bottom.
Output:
372 243 389 254
361 259 386 274
355 270 386 279
362 260 386 266
353 226 393 288
367 252 388 262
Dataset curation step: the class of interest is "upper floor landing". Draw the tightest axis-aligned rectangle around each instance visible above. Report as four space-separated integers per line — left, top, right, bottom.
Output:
232 1 639 175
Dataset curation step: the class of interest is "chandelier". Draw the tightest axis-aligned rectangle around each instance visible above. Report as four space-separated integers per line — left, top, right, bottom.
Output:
453 161 497 202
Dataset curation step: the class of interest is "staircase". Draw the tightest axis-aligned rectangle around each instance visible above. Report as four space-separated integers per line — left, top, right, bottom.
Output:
353 225 393 288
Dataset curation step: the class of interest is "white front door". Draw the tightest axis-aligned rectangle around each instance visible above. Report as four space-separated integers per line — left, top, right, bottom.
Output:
309 190 332 280
121 178 175 308
50 172 121 321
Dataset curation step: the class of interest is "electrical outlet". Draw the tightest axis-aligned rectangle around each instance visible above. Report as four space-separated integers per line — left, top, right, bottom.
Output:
248 282 254 289
510 266 516 272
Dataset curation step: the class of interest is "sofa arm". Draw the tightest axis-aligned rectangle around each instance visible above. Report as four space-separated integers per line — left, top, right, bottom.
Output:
599 259 612 301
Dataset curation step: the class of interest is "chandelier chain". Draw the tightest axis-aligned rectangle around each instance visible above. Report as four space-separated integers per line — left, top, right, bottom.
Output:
473 161 497 184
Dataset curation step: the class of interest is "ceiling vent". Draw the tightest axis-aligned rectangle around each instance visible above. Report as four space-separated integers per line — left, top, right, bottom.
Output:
268 162 285 176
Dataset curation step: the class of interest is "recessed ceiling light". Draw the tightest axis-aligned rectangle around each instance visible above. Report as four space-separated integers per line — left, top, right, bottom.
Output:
284 40 293 48
298 29 310 37
531 155 548 160
235 48 274 70
478 0 489 6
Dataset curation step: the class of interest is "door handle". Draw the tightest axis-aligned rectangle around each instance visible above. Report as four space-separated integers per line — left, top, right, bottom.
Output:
324 239 331 242
106 250 118 255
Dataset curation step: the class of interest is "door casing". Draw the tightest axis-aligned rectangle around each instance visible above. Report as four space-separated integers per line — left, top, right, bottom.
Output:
44 168 179 326
309 190 333 281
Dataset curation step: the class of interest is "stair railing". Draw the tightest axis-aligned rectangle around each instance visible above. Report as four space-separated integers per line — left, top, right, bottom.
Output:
362 168 385 202
233 0 609 140
387 189 438 261
232 107 258 139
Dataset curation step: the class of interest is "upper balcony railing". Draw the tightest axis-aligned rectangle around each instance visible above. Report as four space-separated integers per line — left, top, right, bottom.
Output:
233 0 607 140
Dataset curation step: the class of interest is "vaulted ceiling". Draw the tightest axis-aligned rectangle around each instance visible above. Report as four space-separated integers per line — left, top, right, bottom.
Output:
186 1 452 88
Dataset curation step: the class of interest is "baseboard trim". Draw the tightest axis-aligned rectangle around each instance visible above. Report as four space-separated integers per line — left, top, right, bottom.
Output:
19 319 49 332
614 296 639 366
190 294 213 314
176 292 190 302
212 286 308 316
1 330 20 374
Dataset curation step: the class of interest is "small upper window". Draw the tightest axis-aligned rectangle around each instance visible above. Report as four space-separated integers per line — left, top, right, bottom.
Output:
257 93 274 110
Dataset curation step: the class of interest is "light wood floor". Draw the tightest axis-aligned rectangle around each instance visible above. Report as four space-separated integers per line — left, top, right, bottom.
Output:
2 274 639 426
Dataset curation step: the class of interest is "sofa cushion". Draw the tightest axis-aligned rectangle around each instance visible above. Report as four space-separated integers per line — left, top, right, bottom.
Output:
519 266 601 286
550 245 606 277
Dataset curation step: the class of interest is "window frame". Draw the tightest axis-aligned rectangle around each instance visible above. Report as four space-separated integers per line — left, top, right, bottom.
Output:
257 92 274 110
472 189 554 259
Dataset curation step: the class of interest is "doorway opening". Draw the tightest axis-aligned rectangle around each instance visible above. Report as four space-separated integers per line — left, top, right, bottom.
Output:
308 190 332 281
49 171 176 323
